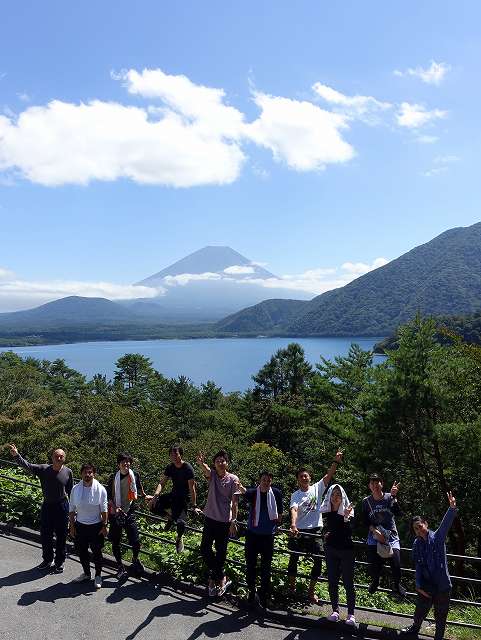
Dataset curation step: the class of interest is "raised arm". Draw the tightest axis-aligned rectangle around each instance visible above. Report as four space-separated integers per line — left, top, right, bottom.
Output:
322 450 343 486
196 452 211 480
7 443 44 476
434 492 458 543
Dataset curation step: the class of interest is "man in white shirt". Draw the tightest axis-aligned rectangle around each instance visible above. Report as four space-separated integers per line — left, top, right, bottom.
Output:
69 462 108 589
288 450 343 603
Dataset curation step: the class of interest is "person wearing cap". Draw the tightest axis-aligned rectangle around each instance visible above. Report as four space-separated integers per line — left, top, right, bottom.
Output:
7 443 73 573
362 473 406 596
400 492 458 640
288 450 343 604
320 484 357 626
106 452 147 580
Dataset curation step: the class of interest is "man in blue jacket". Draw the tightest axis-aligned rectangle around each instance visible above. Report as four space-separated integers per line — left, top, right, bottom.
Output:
401 491 458 640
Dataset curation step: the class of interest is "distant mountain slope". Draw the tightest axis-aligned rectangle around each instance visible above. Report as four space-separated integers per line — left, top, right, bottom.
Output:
219 222 481 336
0 296 136 329
136 246 275 286
216 299 309 333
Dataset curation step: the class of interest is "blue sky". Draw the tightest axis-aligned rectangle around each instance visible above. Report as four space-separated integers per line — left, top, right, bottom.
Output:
0 1 480 310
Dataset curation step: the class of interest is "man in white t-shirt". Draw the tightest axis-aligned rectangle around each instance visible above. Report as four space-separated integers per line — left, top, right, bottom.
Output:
288 450 343 603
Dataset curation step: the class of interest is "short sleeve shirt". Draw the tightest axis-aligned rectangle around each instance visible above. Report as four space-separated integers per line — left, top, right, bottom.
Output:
290 479 326 529
203 472 239 523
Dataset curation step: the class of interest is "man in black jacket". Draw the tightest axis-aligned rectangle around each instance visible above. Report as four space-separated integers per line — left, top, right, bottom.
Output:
106 452 147 580
8 443 73 573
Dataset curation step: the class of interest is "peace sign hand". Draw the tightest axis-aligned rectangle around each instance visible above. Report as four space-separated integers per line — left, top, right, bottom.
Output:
196 452 205 465
7 443 18 457
447 492 456 509
390 481 400 497
334 450 343 463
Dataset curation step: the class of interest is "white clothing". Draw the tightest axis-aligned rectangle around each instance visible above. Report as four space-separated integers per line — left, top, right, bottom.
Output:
290 479 326 529
69 479 108 525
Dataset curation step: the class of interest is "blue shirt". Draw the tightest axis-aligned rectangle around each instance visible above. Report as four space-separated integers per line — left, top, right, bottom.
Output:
413 507 457 594
244 487 283 535
362 493 401 549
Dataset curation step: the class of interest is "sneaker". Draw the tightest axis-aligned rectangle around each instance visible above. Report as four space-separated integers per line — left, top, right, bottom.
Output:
52 565 64 574
368 580 379 594
345 614 357 627
116 565 128 580
208 584 218 597
393 583 407 597
217 579 232 597
131 559 144 576
37 560 54 570
400 624 420 636
176 537 185 553
94 575 102 589
73 572 91 583
327 611 340 623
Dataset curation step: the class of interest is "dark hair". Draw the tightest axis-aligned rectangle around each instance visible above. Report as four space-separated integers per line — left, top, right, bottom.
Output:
80 462 96 474
411 515 428 535
296 467 311 479
369 473 383 483
259 470 273 480
169 444 184 456
117 452 133 464
213 450 229 464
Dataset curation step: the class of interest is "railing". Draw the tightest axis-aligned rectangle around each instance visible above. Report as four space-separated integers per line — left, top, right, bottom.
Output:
1 458 480 631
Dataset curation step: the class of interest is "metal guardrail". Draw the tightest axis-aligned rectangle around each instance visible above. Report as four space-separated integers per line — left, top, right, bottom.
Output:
1 461 481 631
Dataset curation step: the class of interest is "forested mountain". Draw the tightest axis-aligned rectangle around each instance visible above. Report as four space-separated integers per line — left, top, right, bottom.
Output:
216 299 308 333
221 222 481 336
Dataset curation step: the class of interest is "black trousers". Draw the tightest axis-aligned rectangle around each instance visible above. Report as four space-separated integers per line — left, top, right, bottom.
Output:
287 528 323 580
108 514 140 564
245 532 274 598
152 492 188 537
200 516 230 582
325 546 356 615
75 522 105 576
40 499 69 566
413 589 451 640
367 544 402 586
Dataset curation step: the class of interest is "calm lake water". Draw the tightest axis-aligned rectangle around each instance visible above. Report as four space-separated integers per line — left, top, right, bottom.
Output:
4 337 384 392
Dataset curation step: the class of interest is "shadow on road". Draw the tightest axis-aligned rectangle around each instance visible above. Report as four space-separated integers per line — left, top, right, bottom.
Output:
0 566 48 589
125 591 210 639
18 580 96 605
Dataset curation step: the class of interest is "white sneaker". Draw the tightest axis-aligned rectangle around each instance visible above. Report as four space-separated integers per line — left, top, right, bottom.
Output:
327 611 340 622
208 584 218 597
345 614 357 626
94 575 102 589
73 573 91 583
217 580 232 596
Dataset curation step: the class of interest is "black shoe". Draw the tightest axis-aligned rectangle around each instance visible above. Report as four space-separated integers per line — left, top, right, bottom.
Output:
400 624 420 636
116 565 128 580
52 565 64 574
131 559 144 576
37 560 54 570
368 580 379 594
393 583 407 597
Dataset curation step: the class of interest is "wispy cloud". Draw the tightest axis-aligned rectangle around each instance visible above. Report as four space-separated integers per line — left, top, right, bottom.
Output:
422 154 460 177
396 102 448 129
312 82 392 124
223 265 255 275
17 93 31 103
394 60 451 85
415 134 439 144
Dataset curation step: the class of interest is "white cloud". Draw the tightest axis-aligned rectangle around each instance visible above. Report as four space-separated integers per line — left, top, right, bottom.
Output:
396 102 448 128
245 92 355 171
0 275 161 311
17 93 31 103
312 82 392 123
223 265 255 275
394 61 451 85
416 135 439 144
341 257 389 275
0 99 245 187
236 258 389 295
163 272 222 286
422 167 448 177
434 155 459 164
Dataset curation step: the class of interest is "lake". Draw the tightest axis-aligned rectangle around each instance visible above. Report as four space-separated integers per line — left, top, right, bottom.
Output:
4 337 384 392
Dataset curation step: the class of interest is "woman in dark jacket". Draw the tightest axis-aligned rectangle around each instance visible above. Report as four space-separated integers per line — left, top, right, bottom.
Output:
321 484 356 627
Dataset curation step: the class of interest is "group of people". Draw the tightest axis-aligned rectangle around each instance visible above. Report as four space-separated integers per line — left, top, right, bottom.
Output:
6 443 458 639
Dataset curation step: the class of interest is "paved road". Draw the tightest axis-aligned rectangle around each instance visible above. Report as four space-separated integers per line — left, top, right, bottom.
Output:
0 532 370 640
